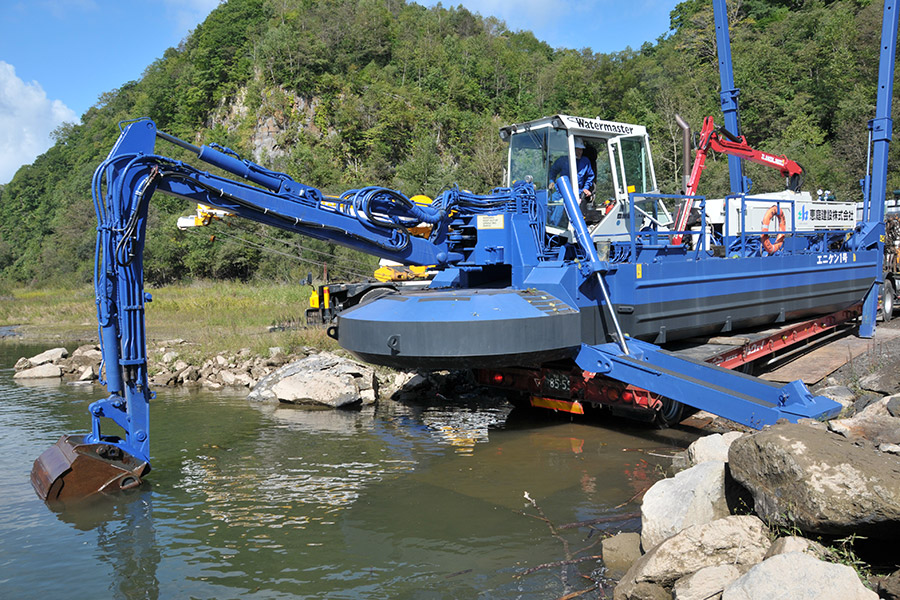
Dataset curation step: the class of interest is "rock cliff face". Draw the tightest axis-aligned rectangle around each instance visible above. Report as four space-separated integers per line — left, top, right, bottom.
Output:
206 85 324 166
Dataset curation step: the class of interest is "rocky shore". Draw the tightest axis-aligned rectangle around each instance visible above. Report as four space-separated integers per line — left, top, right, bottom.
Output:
12 341 418 406
605 420 900 600
603 341 900 600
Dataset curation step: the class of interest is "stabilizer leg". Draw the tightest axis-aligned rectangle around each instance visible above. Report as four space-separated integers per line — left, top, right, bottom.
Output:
576 340 841 429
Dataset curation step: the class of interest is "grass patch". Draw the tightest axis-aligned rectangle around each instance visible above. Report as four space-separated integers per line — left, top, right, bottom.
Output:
0 280 340 360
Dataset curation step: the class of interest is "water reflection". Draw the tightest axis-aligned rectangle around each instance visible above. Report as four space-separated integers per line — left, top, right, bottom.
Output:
53 491 160 600
421 406 509 454
172 403 420 537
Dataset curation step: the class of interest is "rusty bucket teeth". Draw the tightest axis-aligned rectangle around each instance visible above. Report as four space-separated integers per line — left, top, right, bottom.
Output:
31 435 150 504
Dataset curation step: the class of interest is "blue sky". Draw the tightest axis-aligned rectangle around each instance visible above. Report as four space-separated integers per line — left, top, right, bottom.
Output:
0 0 680 184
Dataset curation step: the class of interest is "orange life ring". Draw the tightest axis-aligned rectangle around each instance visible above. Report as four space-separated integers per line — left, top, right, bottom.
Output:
761 205 786 254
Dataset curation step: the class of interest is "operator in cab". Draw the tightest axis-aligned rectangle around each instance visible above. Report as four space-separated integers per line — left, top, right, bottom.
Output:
549 137 595 201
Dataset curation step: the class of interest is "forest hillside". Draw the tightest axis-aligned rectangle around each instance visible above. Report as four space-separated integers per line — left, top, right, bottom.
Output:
0 0 893 286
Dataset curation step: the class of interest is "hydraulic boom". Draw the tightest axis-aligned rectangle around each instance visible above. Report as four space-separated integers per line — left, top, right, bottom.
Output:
31 118 528 503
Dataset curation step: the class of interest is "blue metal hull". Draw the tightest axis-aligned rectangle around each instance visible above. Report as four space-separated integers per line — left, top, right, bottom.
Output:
337 250 877 369
604 251 875 344
338 288 582 369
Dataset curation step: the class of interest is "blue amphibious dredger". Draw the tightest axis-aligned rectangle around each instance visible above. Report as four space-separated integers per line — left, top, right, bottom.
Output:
30 0 899 502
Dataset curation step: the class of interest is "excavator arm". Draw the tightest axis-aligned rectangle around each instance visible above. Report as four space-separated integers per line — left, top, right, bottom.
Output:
31 118 521 503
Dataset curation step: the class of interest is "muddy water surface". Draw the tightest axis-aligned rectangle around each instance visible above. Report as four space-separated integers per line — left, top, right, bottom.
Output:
0 341 698 599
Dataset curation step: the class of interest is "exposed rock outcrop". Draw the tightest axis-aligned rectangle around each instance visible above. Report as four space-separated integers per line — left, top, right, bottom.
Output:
728 423 900 538
248 351 377 408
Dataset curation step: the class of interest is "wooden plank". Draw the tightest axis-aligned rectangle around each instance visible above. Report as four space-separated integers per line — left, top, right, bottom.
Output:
760 328 900 384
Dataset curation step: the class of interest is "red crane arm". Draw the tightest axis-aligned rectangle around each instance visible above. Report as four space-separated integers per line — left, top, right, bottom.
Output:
686 116 804 196
672 116 804 245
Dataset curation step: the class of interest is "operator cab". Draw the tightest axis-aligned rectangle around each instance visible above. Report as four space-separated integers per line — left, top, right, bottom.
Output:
500 115 668 241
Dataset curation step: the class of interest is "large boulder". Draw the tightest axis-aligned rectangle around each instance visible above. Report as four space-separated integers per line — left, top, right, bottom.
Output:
828 412 900 447
26 347 68 366
640 460 729 551
614 516 770 600
15 347 68 371
728 423 900 538
248 352 376 408
721 552 877 600
857 370 900 396
13 363 62 379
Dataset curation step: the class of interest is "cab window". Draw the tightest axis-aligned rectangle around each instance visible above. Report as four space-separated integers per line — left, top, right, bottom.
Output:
619 137 653 194
509 129 548 189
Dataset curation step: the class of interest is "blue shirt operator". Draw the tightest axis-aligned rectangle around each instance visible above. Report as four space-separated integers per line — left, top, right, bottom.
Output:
549 137 595 199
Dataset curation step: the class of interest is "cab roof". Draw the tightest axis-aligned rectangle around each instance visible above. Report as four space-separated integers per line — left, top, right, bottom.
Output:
499 114 648 141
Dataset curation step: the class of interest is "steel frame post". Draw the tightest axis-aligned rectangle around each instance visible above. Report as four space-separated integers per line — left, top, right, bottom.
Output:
712 0 748 195
861 0 898 337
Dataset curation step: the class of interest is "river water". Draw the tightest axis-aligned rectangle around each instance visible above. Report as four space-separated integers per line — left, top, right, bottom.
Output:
0 340 698 599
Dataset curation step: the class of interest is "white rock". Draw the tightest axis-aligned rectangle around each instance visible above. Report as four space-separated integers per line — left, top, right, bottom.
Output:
72 345 102 361
764 535 828 560
162 351 178 364
686 432 744 465
78 365 96 382
14 364 62 379
615 516 770 600
673 564 743 600
233 372 254 387
722 552 878 600
249 352 376 407
854 397 892 418
393 371 417 388
27 347 68 366
273 371 360 407
641 460 729 551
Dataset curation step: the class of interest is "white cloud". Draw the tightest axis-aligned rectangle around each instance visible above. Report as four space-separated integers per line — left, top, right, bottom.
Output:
0 61 77 184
